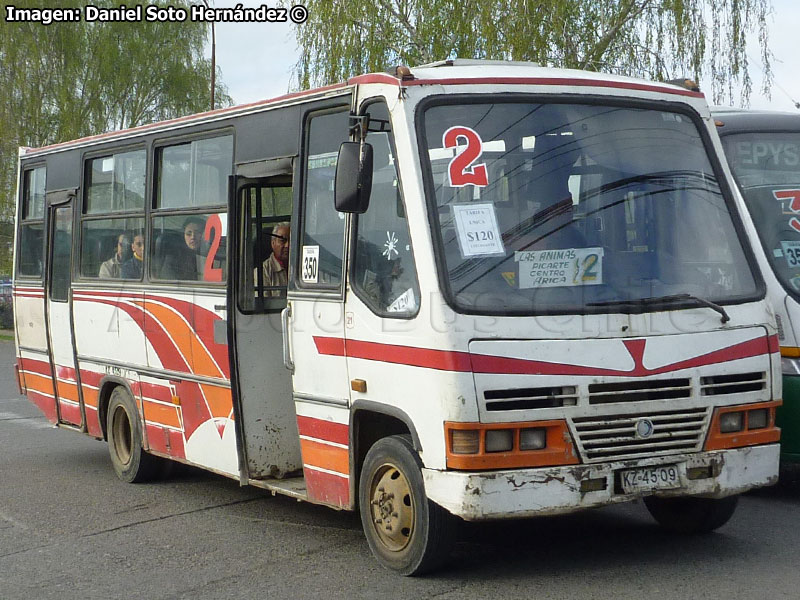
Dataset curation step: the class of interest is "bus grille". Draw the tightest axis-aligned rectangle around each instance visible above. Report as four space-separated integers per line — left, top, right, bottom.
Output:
484 386 578 411
588 378 691 404
570 408 709 463
700 372 766 396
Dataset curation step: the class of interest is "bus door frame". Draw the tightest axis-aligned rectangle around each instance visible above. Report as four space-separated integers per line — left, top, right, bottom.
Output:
227 157 301 483
44 189 85 429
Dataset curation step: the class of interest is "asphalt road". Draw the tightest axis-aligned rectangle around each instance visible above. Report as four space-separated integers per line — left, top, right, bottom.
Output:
2 339 799 599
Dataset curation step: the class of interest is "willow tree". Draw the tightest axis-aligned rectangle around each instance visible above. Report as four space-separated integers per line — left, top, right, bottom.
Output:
0 0 230 271
290 0 772 104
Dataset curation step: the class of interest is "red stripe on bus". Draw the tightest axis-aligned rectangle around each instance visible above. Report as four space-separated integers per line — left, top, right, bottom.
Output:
297 415 349 446
73 290 142 300
19 357 52 377
304 468 349 509
313 336 346 357
313 336 473 371
314 335 772 377
27 390 58 422
58 400 82 425
79 369 103 387
55 364 77 381
139 382 175 403
145 423 187 459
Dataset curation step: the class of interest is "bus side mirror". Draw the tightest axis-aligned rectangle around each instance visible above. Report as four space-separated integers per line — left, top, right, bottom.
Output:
334 141 373 214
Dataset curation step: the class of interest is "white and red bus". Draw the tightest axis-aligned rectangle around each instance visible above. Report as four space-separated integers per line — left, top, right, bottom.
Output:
13 60 781 575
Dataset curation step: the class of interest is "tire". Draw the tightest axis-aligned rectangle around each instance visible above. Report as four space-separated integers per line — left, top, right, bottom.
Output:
644 494 739 534
106 386 160 483
359 435 456 576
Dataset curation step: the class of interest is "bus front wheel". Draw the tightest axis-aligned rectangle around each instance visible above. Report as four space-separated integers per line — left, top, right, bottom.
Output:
644 494 739 533
106 386 160 483
359 435 456 576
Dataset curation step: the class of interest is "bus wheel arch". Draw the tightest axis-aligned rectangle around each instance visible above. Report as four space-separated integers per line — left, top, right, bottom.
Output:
351 403 421 490
97 378 135 441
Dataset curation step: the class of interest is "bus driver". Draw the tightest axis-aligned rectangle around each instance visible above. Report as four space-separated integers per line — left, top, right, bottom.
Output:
261 222 290 289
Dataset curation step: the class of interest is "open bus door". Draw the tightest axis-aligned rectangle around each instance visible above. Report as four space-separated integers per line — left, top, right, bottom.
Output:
227 161 303 484
44 190 84 428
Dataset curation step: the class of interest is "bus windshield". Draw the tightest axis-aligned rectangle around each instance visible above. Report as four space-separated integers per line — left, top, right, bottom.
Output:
721 132 800 297
421 101 758 314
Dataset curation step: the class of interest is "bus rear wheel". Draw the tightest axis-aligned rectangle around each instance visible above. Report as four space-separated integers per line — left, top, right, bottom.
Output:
644 494 739 533
106 386 160 483
358 435 455 576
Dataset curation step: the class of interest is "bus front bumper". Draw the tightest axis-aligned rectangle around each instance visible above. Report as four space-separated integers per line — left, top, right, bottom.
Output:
422 444 779 521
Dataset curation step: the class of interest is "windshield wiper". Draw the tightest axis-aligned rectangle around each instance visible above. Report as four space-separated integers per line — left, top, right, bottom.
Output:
588 293 730 323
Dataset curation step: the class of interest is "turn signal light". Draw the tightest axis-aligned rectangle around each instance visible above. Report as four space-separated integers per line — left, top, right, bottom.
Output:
444 420 578 470
451 429 479 454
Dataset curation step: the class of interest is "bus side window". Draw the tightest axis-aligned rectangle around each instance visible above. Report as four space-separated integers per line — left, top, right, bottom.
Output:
151 134 233 283
17 166 46 278
299 109 349 288
240 182 292 313
352 102 420 316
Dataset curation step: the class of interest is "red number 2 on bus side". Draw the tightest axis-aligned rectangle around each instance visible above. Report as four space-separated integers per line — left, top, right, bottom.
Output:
443 126 488 188
203 214 223 282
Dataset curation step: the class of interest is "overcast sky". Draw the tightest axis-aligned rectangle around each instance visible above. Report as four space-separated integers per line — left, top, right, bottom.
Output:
207 0 800 112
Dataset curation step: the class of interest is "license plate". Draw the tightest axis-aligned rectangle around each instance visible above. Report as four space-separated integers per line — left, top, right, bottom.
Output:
619 464 682 494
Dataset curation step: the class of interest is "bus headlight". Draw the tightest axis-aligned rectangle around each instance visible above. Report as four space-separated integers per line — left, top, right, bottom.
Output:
719 411 744 433
747 408 769 430
485 429 513 452
519 428 547 450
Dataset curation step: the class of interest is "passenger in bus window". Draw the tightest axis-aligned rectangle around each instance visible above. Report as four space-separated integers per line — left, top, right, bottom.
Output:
121 232 144 279
258 222 289 294
161 216 205 280
98 233 130 279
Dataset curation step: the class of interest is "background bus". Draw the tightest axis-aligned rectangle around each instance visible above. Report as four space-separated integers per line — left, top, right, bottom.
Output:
714 108 800 462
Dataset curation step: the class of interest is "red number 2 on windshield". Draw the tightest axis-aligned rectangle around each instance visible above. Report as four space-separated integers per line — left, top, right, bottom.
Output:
443 126 489 188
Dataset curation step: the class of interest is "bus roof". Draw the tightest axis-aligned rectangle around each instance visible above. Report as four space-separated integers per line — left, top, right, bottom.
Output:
21 61 704 158
712 107 800 134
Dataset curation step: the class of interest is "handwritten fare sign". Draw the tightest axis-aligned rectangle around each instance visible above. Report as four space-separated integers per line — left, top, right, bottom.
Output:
516 247 604 289
452 203 505 258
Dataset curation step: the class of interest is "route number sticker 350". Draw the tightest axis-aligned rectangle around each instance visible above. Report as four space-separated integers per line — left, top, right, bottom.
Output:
301 245 319 283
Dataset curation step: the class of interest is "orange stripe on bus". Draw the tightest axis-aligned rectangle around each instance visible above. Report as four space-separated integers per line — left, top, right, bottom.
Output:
139 301 224 379
81 386 99 408
198 384 233 421
142 399 183 430
300 439 350 476
56 379 80 403
23 373 55 396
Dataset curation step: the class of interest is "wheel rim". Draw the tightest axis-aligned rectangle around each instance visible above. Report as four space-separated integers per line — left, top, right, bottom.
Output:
367 462 415 552
111 404 133 466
